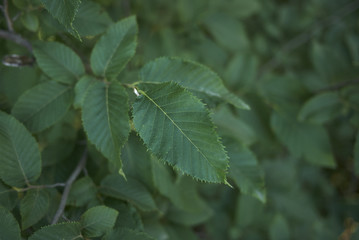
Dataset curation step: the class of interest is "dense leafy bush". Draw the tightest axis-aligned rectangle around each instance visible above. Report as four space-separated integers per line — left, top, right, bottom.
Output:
0 0 359 239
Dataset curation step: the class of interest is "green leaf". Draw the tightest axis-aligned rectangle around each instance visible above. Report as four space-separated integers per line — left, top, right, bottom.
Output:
298 92 342 124
12 81 74 133
133 82 229 183
29 222 82 240
82 81 130 169
212 106 256 146
271 112 336 168
100 174 157 211
0 207 21 240
20 189 49 230
80 205 118 238
21 12 39 32
73 0 113 37
166 176 213 226
90 16 138 80
104 228 155 240
40 0 81 31
121 134 154 189
104 200 143 231
269 215 291 240
0 181 17 210
139 57 249 109
0 111 41 187
33 41 85 84
68 177 97 207
73 75 97 109
227 143 266 203
203 13 249 51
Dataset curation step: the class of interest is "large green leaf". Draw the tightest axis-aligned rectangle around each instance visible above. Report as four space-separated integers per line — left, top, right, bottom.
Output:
80 205 118 238
100 174 157 211
271 112 336 168
104 228 155 240
41 0 81 32
0 207 21 240
33 41 84 84
82 81 130 169
298 92 341 124
90 16 138 80
0 111 41 187
227 143 266 203
29 222 82 240
132 82 229 183
12 81 74 133
20 189 49 230
73 0 113 37
139 57 249 109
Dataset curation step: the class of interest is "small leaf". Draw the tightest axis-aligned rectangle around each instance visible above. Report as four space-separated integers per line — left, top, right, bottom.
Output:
21 12 39 32
100 174 157 211
41 0 81 32
0 181 17 210
133 82 229 183
0 207 21 240
139 57 249 109
212 106 256 146
166 176 213 226
227 142 266 203
298 92 341 124
74 75 97 109
20 189 49 230
80 205 118 238
73 0 113 37
90 16 138 80
29 222 82 240
12 81 74 133
269 215 291 240
0 111 41 187
271 112 336 168
104 228 155 240
33 41 85 84
82 81 130 169
68 177 97 207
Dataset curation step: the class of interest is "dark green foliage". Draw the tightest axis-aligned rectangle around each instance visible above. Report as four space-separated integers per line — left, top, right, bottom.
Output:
0 0 359 239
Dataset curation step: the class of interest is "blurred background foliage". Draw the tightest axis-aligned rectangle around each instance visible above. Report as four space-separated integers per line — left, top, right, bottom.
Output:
1 0 359 239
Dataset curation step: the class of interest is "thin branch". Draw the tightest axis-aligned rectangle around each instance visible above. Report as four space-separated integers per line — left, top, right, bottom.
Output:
258 0 359 79
0 30 33 52
3 0 14 31
317 79 359 93
17 183 66 192
51 148 88 225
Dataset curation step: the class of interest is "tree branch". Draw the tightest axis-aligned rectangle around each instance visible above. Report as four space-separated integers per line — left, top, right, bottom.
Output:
0 30 33 52
51 148 87 224
3 0 14 31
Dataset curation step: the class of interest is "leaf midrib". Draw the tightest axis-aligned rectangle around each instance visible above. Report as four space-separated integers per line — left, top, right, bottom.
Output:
139 89 217 171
